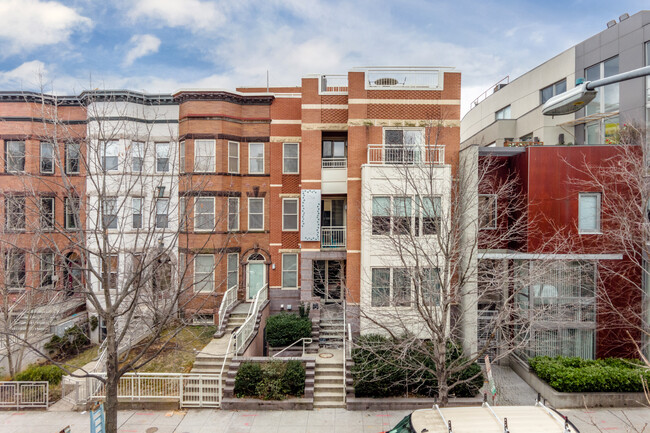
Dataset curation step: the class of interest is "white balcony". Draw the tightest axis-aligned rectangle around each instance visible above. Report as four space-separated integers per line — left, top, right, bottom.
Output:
321 226 346 248
322 158 347 168
319 75 348 95
367 144 445 165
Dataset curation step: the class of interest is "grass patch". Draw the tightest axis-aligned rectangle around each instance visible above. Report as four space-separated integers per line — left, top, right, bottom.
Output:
60 345 100 371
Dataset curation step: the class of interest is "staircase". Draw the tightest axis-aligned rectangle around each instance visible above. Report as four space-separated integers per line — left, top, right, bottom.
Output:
313 349 346 408
319 303 345 348
12 296 86 335
191 306 249 374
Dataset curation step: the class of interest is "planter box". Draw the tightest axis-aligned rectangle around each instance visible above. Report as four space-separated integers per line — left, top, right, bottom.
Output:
347 395 483 411
510 355 648 408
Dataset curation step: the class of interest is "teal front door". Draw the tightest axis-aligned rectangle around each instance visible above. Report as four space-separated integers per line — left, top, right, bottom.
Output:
247 262 266 299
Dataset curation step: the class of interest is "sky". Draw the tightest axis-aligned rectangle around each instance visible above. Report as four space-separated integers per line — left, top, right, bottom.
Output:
0 0 647 117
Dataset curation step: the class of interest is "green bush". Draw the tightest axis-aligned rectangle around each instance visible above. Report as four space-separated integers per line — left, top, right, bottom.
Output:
234 360 306 400
529 356 650 393
14 364 63 385
265 313 312 347
351 335 484 398
44 325 90 359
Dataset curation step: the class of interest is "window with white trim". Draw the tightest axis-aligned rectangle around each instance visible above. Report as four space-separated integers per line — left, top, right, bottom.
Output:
40 252 55 288
371 267 422 308
495 105 511 120
131 141 144 172
65 197 79 230
132 197 143 229
102 140 119 171
194 139 215 172
5 250 25 289
228 141 239 173
179 197 187 231
103 197 118 229
282 253 298 288
5 141 25 173
156 198 169 229
282 198 299 231
372 195 440 236
248 143 264 173
194 254 214 292
103 254 119 290
179 140 185 173
248 197 264 231
66 142 80 174
371 268 390 307
5 196 25 231
194 197 215 231
228 197 239 231
40 196 55 230
478 194 497 229
227 253 239 290
283 143 299 174
40 142 54 173
156 142 170 172
578 193 601 233
540 79 567 104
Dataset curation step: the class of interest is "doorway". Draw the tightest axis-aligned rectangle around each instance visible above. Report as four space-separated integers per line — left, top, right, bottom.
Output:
313 260 344 303
247 261 266 300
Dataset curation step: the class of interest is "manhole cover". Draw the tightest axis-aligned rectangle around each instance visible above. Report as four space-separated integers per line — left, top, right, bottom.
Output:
146 428 158 433
319 352 334 358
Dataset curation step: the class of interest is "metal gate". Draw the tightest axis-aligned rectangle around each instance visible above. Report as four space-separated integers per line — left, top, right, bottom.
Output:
0 381 49 409
181 375 221 408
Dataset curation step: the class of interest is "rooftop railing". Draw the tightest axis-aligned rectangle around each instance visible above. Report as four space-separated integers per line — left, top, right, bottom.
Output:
367 144 445 165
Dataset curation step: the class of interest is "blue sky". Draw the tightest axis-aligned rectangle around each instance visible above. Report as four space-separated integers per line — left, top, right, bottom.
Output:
0 0 647 115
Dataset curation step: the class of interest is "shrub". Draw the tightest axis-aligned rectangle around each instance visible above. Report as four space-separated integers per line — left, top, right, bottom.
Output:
351 335 484 398
265 313 312 347
44 325 90 359
234 360 306 400
14 364 63 385
529 356 650 393
234 362 263 397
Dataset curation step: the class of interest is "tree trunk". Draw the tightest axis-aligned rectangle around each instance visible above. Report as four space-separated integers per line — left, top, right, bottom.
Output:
438 379 450 407
5 334 15 378
104 324 119 433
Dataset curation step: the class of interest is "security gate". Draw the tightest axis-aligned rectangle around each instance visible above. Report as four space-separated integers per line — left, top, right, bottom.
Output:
0 381 49 409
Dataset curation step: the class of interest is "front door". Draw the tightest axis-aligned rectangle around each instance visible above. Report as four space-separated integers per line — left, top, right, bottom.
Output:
313 260 344 303
247 261 266 300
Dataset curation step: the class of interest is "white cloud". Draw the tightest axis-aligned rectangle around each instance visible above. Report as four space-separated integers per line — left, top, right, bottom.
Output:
0 60 49 89
0 0 92 55
127 0 225 30
123 34 161 66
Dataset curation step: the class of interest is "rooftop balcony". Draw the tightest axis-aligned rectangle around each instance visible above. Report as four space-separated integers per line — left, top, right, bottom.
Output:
367 144 445 165
319 75 348 95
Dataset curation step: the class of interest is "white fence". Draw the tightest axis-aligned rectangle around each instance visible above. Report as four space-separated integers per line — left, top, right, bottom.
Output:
0 381 49 409
61 372 221 408
367 144 445 165
321 226 346 248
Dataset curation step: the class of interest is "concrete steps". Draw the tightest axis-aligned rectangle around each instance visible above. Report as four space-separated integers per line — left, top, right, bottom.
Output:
313 352 345 409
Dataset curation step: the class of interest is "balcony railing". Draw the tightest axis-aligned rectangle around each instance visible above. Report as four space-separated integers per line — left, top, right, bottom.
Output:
322 157 347 168
319 75 348 95
321 226 346 248
504 141 543 147
367 144 445 165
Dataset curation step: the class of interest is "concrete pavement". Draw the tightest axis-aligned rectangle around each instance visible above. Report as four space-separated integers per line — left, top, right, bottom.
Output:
1 407 649 433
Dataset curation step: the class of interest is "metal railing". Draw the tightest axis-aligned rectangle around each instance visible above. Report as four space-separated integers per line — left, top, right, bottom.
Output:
321 226 346 248
218 284 238 331
504 141 543 147
322 158 347 168
234 284 268 355
367 144 445 165
272 337 313 358
0 381 49 409
366 68 441 89
471 75 510 108
319 75 348 94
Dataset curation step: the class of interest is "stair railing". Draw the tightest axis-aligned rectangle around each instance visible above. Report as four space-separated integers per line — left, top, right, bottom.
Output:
219 332 235 378
217 284 237 332
342 298 347 402
233 284 268 355
272 337 313 358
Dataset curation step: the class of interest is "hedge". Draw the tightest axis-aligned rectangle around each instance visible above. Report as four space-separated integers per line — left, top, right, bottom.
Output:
234 360 305 400
265 313 312 347
14 364 64 385
529 356 650 393
351 334 484 398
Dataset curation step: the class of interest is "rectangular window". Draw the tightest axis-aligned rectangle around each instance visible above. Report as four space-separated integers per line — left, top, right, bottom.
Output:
194 139 215 172
103 254 118 290
283 143 299 174
419 268 440 306
103 197 118 229
495 105 511 120
421 196 441 235
156 142 170 172
282 198 299 231
384 129 423 145
156 198 169 229
65 197 79 230
66 142 80 174
248 197 264 231
578 193 601 233
372 196 391 235
194 197 215 231
392 197 412 235
6 141 25 172
586 56 619 116
40 252 54 288
393 268 411 307
179 140 185 173
40 142 54 173
322 140 347 167
371 268 390 307
40 197 55 230
132 197 142 229
228 141 239 174
228 197 239 232
5 196 25 230
479 194 497 229
179 196 187 231
5 251 25 289
282 253 298 288
102 140 119 171
248 143 264 174
227 253 238 290
131 141 144 172
540 79 567 104
194 254 214 292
